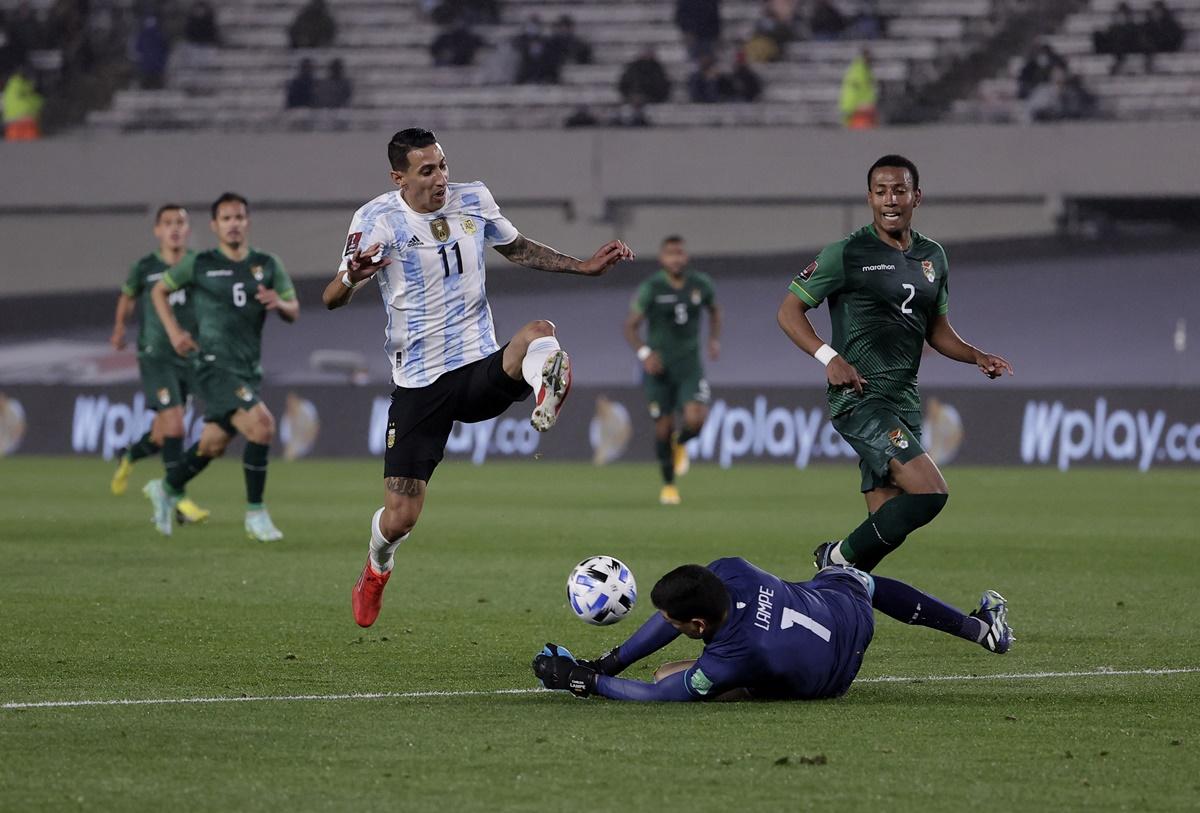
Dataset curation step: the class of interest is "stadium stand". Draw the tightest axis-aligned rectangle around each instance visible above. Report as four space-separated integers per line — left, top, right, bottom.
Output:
953 0 1200 122
78 0 1005 131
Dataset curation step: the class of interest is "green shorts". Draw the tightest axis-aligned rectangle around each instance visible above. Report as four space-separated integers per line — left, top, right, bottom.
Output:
642 361 710 419
831 401 925 493
138 354 194 411
194 357 261 424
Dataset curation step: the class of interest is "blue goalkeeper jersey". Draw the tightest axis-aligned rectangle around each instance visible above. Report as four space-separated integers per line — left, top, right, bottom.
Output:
597 558 875 701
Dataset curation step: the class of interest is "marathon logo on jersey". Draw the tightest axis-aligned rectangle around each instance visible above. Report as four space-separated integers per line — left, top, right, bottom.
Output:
344 231 363 257
921 260 935 283
206 269 233 277
654 295 677 304
888 428 909 450
461 217 477 236
863 263 897 272
430 217 450 242
798 260 818 281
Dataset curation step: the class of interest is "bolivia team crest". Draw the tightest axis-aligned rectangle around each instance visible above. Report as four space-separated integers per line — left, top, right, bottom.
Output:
888 428 910 450
157 388 171 406
921 260 935 283
461 217 477 235
430 217 450 242
690 289 701 305
252 265 264 282
236 386 254 403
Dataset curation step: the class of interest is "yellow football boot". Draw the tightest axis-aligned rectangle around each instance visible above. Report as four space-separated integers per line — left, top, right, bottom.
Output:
111 454 134 496
659 484 681 505
175 498 211 524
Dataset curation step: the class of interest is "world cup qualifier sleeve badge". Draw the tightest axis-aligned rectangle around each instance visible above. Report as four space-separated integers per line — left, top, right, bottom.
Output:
430 217 450 242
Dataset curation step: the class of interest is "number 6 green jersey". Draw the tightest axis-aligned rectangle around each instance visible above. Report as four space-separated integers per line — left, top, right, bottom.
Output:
788 223 949 422
163 248 295 379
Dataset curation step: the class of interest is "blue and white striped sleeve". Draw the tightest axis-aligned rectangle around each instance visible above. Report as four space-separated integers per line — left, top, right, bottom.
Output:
475 183 519 248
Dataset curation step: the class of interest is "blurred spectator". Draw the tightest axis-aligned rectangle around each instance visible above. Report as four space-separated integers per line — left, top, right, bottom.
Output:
513 16 559 84
3 63 43 140
811 0 847 41
546 15 592 67
563 105 599 127
745 0 796 62
839 49 877 128
478 37 519 85
610 101 651 127
689 52 763 103
1026 66 1096 122
687 53 724 103
618 47 672 104
134 14 170 89
1143 1 1183 70
48 0 93 76
675 0 722 60
431 18 486 66
845 0 885 40
725 51 763 101
285 58 317 108
6 2 43 59
315 58 352 108
1017 43 1067 100
289 0 336 49
184 1 221 46
1093 2 1144 74
431 0 501 26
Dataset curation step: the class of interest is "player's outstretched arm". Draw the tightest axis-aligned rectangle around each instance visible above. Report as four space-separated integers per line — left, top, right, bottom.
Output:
495 235 634 276
323 242 390 310
926 314 1013 379
777 294 867 394
110 293 135 350
150 281 197 356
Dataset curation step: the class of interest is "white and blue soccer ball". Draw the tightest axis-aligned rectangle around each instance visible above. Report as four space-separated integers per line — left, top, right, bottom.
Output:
566 556 637 625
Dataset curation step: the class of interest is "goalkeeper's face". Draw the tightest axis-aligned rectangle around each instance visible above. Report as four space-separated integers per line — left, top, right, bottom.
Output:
391 143 449 214
867 165 921 238
659 610 710 640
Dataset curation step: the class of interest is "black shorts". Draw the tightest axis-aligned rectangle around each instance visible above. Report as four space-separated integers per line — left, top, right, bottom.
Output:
383 345 532 482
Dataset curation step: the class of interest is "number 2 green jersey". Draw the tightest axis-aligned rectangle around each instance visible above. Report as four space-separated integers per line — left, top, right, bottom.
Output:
163 247 295 379
632 270 717 367
121 250 198 364
788 224 949 422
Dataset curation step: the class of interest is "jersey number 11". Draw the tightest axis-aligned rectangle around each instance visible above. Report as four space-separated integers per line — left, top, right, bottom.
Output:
439 243 464 278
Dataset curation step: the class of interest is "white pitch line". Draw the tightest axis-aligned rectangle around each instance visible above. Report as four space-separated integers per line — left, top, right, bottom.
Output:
3 667 1197 711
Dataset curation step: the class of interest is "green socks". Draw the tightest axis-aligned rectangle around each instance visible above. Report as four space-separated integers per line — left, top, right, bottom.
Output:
840 493 948 571
676 426 700 445
160 436 183 482
655 438 674 485
127 431 161 462
167 442 212 496
243 442 270 505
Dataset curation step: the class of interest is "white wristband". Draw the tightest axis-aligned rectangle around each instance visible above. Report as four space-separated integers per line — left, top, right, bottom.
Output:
814 344 838 367
636 345 652 362
340 271 359 290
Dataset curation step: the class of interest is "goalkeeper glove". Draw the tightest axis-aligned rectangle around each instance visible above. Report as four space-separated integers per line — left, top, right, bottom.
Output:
578 646 624 677
532 643 598 698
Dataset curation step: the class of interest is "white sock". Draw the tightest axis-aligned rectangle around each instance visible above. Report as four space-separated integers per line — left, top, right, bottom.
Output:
830 541 850 566
521 335 561 391
368 507 408 574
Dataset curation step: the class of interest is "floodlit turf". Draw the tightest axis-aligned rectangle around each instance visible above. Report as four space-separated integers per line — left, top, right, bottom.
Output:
1 456 1197 811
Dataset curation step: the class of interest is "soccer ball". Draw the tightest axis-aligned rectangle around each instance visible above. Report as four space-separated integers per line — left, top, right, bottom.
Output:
566 556 637 625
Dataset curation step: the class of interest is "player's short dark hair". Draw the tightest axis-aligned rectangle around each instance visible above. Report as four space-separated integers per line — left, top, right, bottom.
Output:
210 192 249 220
660 235 685 248
388 128 438 171
154 204 186 223
651 564 729 624
867 154 920 190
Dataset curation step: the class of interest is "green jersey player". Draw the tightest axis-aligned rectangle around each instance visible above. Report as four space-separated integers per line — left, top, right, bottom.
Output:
146 192 299 541
623 236 721 505
777 155 1012 572
108 204 210 525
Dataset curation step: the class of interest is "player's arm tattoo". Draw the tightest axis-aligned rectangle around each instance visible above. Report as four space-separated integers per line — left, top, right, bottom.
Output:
385 477 425 497
494 235 583 274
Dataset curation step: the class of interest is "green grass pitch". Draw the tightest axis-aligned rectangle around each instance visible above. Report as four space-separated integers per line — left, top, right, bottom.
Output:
1 456 1197 811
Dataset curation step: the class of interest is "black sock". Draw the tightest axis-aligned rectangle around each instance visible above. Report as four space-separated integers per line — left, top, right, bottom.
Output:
167 442 212 496
160 436 183 482
127 431 161 462
676 426 700 445
654 438 674 485
840 493 948 571
872 575 982 641
243 441 270 506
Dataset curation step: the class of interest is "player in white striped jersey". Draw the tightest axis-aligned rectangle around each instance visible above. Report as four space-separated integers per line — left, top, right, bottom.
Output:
323 128 634 627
